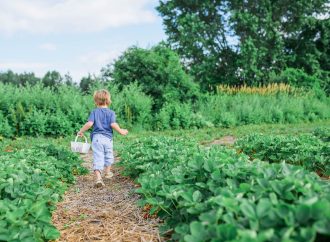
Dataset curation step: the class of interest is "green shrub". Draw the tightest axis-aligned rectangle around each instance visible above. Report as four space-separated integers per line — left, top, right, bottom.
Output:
20 109 48 136
103 44 200 111
109 83 153 129
271 68 323 90
0 113 14 138
154 102 212 130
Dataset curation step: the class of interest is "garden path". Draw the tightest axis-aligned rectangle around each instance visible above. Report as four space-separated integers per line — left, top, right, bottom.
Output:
52 151 161 242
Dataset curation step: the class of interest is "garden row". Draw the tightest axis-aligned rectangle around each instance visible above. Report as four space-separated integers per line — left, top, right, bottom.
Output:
0 144 88 241
236 128 330 177
117 134 330 242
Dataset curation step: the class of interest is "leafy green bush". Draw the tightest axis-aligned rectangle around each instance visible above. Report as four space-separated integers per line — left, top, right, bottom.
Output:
271 68 323 89
106 83 153 129
0 83 92 137
20 109 48 136
0 113 14 138
102 44 200 111
118 136 330 242
154 102 213 130
236 134 330 176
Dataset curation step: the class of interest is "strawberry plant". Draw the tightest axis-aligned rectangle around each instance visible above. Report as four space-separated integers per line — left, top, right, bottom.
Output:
0 144 88 241
235 134 330 176
118 136 330 242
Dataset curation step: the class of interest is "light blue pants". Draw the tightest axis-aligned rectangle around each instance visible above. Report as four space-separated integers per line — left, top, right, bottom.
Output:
92 134 114 171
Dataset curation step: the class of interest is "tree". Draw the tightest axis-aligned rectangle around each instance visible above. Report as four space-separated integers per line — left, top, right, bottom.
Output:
79 74 98 93
102 44 200 110
157 0 238 89
64 73 75 86
0 70 40 86
229 0 329 84
157 0 330 87
42 71 63 88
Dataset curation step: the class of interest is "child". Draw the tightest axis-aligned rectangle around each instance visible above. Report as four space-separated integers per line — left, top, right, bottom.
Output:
78 89 128 188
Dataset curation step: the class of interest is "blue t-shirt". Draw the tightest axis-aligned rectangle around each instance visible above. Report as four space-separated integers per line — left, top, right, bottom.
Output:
88 108 116 141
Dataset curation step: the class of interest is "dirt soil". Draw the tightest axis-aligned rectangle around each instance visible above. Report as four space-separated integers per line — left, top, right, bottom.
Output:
52 152 162 242
204 135 236 146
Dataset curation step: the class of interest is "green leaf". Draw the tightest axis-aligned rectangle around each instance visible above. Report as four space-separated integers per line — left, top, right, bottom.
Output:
193 190 202 202
240 201 256 219
199 211 217 225
181 191 193 203
299 227 315 242
258 229 274 240
43 226 60 240
314 220 330 235
257 198 272 218
269 192 278 205
216 224 237 240
184 221 208 242
237 229 257 239
295 204 311 224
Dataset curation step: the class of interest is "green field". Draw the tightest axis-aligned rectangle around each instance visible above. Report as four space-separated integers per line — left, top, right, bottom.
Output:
1 121 329 241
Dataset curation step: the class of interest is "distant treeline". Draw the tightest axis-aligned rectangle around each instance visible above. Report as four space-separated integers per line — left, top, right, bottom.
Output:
0 70 100 93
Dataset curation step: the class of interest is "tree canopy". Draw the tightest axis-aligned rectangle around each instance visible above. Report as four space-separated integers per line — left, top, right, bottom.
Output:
102 44 200 110
157 0 330 89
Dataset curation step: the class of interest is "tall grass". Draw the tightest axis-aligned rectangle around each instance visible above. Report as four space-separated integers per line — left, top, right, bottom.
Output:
0 83 152 137
216 83 304 95
0 82 329 137
196 93 330 128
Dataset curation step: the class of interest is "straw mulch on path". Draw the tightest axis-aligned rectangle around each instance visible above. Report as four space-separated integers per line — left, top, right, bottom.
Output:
52 152 162 242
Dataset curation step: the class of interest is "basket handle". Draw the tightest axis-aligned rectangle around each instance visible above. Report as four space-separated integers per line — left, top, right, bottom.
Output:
75 135 88 143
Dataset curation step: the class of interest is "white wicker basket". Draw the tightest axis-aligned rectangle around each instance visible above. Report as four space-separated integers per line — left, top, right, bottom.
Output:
71 135 91 154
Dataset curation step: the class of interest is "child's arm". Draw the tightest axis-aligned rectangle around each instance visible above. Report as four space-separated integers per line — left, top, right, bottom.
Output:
78 121 94 136
111 123 128 136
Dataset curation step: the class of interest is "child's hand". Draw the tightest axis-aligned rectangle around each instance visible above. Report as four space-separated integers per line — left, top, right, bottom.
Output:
77 131 84 137
120 129 128 136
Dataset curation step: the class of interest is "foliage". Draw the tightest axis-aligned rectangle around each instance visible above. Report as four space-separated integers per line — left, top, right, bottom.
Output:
0 70 77 89
235 134 330 176
270 68 325 91
41 71 63 88
106 82 153 129
197 93 330 127
157 0 330 88
79 74 102 93
216 83 303 96
157 0 238 88
102 44 200 111
0 70 39 86
0 144 88 241
0 83 94 137
0 81 329 137
0 112 14 138
313 127 330 142
154 102 213 130
117 136 330 242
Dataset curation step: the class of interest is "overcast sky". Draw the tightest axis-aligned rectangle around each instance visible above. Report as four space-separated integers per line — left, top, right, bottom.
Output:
0 0 166 81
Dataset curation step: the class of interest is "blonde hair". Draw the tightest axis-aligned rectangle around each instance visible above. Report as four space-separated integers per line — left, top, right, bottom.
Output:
93 89 111 106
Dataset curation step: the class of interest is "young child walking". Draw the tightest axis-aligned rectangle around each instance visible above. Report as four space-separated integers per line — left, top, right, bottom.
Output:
78 89 128 188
